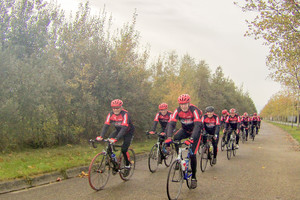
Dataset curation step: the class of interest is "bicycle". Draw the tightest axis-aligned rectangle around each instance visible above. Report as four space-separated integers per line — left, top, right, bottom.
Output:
249 126 255 141
240 126 246 143
200 134 215 172
146 131 175 173
166 141 194 200
220 129 228 151
88 139 136 191
226 130 237 160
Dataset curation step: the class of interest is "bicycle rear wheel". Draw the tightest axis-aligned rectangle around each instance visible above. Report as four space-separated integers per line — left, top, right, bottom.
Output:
119 148 136 181
200 146 208 172
241 131 245 144
148 144 159 173
88 152 110 190
227 140 232 160
166 160 183 200
220 136 225 151
164 143 175 167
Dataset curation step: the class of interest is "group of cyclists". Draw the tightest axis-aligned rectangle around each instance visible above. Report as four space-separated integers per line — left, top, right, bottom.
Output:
95 94 261 190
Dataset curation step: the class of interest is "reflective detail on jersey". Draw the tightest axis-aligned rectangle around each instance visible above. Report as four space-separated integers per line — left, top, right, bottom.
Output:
121 113 129 126
171 109 178 122
154 113 160 122
105 113 111 125
193 110 201 122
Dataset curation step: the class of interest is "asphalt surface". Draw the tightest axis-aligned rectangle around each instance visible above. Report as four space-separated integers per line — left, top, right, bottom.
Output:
1 122 300 200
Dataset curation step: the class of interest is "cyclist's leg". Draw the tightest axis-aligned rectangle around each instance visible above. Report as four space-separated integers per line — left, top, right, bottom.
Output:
236 130 239 144
212 137 219 158
226 129 232 144
121 131 134 166
190 133 201 179
245 128 248 140
173 129 186 154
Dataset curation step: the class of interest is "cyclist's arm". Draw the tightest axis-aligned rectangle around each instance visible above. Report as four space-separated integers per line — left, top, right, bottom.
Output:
151 121 158 132
191 121 202 139
167 121 176 138
100 124 110 137
214 124 220 138
115 126 128 140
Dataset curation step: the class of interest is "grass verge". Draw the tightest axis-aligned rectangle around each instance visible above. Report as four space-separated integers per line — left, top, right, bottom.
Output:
268 121 300 143
0 138 156 181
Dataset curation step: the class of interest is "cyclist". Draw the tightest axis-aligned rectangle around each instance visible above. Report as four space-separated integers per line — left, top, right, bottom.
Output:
220 109 229 145
201 106 220 164
96 99 134 177
251 113 260 135
165 94 202 189
224 108 241 148
240 112 251 141
149 103 173 162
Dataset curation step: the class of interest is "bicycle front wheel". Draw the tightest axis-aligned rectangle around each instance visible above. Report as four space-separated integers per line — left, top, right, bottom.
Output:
242 131 245 143
88 152 110 191
200 147 208 172
220 137 225 151
166 160 184 200
164 143 175 167
148 144 159 172
233 142 236 156
227 140 232 160
119 148 136 181
186 158 193 189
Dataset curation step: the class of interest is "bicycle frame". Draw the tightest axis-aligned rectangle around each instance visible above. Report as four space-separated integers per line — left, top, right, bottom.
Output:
174 142 193 180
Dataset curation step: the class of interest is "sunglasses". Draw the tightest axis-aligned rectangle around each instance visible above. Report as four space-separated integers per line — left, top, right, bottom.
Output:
112 107 121 110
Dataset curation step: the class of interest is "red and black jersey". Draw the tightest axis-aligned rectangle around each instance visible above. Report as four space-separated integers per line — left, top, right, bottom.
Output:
241 116 251 126
167 104 202 138
220 115 228 128
251 116 261 125
151 111 173 132
201 114 220 136
225 114 241 130
100 109 134 140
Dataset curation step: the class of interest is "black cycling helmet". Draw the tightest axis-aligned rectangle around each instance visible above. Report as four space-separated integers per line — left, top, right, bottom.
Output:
205 106 214 113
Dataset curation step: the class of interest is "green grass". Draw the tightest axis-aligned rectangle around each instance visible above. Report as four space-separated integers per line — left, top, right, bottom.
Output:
0 139 156 181
269 122 300 143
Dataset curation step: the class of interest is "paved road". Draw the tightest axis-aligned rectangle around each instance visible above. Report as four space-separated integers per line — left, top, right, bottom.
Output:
1 122 300 200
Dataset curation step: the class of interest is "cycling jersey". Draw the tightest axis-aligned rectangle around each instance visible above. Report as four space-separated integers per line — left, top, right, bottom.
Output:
100 109 134 140
241 116 251 127
167 104 202 139
151 111 173 132
220 115 228 128
201 114 220 136
225 114 241 130
251 116 260 126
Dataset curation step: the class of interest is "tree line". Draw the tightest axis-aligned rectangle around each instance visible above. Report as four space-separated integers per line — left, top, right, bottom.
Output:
0 0 256 152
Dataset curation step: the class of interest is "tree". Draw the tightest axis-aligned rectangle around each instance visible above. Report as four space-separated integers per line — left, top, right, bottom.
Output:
236 0 300 124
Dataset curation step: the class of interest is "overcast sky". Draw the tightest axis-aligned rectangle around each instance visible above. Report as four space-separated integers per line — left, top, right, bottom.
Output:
57 0 282 112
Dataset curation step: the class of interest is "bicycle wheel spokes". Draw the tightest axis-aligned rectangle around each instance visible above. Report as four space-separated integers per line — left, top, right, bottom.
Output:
227 140 232 160
167 161 183 200
148 144 159 172
233 143 237 156
88 152 110 190
220 138 225 151
200 147 208 172
119 148 136 181
164 143 175 167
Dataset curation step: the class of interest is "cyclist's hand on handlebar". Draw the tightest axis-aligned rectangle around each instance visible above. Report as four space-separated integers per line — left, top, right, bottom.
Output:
213 134 218 140
184 139 193 146
237 129 240 134
160 132 166 136
108 138 117 143
149 131 155 135
96 136 103 141
165 138 173 144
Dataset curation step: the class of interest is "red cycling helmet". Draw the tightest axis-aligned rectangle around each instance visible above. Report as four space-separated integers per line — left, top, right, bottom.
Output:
111 99 123 107
158 103 168 110
253 113 257 116
222 109 228 115
229 108 236 114
178 94 191 104
244 112 248 116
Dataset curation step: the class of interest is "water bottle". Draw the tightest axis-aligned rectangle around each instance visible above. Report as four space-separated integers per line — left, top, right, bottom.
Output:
181 160 187 171
111 153 117 162
209 144 213 153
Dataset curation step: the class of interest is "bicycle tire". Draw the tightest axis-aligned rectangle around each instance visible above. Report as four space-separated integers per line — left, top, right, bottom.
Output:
220 137 225 151
227 140 232 160
200 146 208 172
148 144 159 173
88 152 110 190
232 142 236 156
164 143 175 167
119 148 136 181
166 160 183 200
185 157 193 189
209 146 214 167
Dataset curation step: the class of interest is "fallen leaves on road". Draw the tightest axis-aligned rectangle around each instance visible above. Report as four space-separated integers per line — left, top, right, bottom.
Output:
56 177 62 182
262 166 266 169
79 171 88 178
